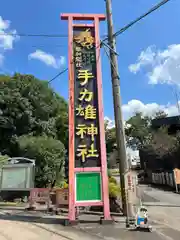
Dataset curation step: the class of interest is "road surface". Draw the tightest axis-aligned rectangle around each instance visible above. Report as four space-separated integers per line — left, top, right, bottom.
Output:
0 185 180 240
140 185 180 231
0 216 67 240
74 184 180 240
0 210 95 240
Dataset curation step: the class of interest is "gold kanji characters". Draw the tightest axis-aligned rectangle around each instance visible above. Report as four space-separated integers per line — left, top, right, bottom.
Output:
76 124 87 139
77 143 99 162
76 105 84 116
78 70 94 86
84 105 96 119
87 124 98 141
74 28 99 164
76 124 98 141
79 88 93 102
87 143 99 158
76 104 97 120
77 145 87 162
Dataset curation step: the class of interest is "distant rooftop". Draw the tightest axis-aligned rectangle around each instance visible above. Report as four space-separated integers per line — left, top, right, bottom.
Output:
152 115 180 128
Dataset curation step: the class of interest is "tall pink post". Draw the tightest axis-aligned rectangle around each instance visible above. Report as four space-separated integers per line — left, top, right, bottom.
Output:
61 13 112 224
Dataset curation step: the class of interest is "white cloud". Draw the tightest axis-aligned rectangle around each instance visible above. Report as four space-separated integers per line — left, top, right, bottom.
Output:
0 16 19 67
129 46 156 74
106 99 180 156
104 116 115 129
105 99 180 128
122 99 179 120
129 44 180 86
28 50 66 69
104 116 132 129
0 54 4 66
0 16 19 50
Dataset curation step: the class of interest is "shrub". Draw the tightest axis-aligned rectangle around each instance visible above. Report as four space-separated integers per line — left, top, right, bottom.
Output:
108 176 120 198
109 176 117 184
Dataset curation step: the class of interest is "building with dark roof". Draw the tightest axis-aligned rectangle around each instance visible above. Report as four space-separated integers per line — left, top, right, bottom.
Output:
151 115 180 134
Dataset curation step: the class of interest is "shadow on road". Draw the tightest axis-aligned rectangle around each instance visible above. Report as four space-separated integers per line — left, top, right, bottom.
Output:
0 212 109 225
0 213 65 225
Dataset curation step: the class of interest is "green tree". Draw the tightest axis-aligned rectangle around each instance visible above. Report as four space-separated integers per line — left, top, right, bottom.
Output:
0 153 9 167
125 112 152 150
18 135 66 187
104 119 116 154
125 111 178 158
104 120 117 169
153 110 168 119
0 73 68 155
145 127 178 157
105 127 116 154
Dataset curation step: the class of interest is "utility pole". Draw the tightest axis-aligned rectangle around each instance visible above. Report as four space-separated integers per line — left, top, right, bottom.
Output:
105 0 134 219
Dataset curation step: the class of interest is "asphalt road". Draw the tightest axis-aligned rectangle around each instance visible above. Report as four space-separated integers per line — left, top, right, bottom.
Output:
0 209 177 240
74 184 180 240
74 213 180 240
0 185 180 240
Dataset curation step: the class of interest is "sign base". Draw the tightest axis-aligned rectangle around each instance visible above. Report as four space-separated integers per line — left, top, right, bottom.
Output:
100 217 114 225
63 219 79 226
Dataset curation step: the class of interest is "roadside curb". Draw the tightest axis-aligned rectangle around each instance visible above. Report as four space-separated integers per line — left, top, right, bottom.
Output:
59 208 124 217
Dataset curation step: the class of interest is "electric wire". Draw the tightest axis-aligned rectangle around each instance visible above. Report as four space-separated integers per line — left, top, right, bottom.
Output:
0 0 171 41
103 0 171 41
48 68 68 84
0 0 172 83
48 41 104 84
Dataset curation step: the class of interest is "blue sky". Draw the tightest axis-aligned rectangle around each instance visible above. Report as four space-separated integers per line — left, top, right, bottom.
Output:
0 0 180 124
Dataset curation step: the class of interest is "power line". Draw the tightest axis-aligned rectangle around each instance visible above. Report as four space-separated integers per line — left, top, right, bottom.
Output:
31 44 66 48
48 42 104 84
0 0 171 41
0 33 68 38
102 43 119 79
103 0 171 41
0 32 107 39
48 68 68 84
5 0 171 84
113 0 171 38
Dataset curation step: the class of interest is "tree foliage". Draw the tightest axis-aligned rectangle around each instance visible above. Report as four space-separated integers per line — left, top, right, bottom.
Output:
104 119 116 154
108 176 121 198
144 127 178 158
106 110 178 166
18 135 66 188
0 153 9 167
125 111 178 158
0 73 68 187
125 112 152 150
0 73 68 155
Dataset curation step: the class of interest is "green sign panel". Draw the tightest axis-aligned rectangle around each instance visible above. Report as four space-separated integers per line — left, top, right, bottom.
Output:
76 172 102 201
